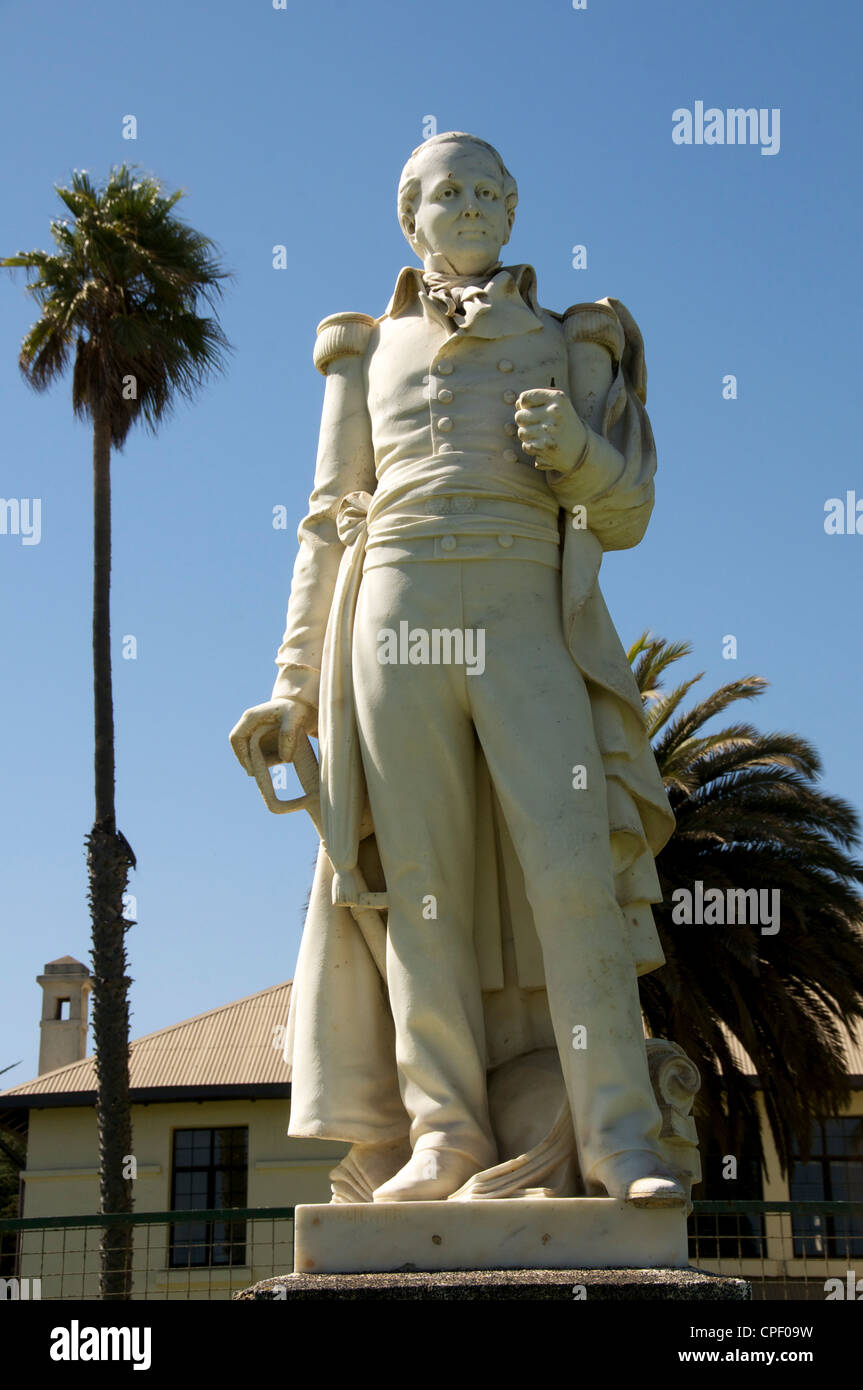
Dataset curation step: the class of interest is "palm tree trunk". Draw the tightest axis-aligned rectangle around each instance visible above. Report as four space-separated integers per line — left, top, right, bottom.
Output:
86 408 136 1300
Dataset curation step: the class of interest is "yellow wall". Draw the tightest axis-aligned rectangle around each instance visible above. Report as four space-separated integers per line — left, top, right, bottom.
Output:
17 1098 348 1299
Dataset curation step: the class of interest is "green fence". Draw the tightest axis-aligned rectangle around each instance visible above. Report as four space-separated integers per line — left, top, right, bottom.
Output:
689 1200 863 1300
0 1207 295 1301
1 1202 861 1300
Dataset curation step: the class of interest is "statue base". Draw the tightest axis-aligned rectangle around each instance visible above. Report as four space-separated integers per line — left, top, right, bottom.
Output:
292 1197 689 1275
236 1267 750 1301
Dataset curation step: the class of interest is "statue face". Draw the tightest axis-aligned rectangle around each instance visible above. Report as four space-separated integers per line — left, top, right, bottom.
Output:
406 143 510 275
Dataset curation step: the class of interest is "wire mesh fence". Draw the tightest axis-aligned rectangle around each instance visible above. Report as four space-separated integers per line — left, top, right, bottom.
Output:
690 1200 863 1300
1 1201 861 1300
0 1207 295 1301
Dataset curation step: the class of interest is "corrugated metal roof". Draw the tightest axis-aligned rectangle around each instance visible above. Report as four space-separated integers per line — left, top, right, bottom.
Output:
4 979 862 1103
1 981 293 1098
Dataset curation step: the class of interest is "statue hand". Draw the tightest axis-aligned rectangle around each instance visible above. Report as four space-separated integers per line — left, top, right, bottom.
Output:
515 388 587 475
229 698 312 776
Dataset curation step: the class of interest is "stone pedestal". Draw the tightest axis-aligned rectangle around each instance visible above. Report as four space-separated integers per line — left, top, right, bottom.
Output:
293 1197 688 1275
237 1267 750 1301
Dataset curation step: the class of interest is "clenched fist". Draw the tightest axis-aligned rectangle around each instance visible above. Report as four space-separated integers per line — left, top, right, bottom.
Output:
514 388 588 475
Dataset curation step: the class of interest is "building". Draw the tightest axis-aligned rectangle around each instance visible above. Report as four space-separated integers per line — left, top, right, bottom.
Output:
0 958 346 1298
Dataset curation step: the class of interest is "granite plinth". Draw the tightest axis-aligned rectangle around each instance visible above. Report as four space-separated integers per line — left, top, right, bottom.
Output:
236 1267 751 1301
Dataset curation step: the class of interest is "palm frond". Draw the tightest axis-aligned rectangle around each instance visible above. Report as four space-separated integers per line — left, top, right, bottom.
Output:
631 634 863 1178
629 632 694 701
2 163 232 436
653 675 769 761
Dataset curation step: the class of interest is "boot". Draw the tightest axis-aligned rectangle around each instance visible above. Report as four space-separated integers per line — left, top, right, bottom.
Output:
592 1148 686 1206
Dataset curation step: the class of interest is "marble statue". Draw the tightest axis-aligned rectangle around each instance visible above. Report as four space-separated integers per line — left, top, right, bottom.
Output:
230 133 700 1214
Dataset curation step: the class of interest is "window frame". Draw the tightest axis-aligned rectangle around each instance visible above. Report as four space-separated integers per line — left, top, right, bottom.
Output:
789 1116 863 1259
168 1125 249 1269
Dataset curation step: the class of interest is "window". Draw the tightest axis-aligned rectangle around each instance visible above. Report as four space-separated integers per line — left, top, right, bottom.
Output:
169 1127 249 1268
689 1148 765 1260
790 1117 863 1258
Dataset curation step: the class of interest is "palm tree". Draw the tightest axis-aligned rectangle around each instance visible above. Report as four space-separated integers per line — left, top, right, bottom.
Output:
631 633 863 1180
2 167 230 1297
0 1065 25 1227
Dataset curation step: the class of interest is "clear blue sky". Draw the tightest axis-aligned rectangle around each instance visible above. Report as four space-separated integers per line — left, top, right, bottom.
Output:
2 0 861 1085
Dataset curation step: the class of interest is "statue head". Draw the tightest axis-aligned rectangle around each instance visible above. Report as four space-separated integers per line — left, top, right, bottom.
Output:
397 132 518 276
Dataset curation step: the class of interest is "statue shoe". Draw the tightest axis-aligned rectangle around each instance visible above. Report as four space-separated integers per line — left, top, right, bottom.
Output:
329 1138 412 1204
372 1146 483 1202
593 1149 686 1206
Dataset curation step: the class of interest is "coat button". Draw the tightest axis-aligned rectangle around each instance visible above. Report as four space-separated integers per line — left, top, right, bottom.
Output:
497 359 514 373
438 417 453 432
438 442 455 453
502 449 518 463
440 535 457 551
504 422 517 437
437 387 453 403
497 534 514 547
437 360 454 376
503 389 517 404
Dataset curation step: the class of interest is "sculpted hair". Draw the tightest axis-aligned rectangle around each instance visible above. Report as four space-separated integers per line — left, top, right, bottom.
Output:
397 132 519 242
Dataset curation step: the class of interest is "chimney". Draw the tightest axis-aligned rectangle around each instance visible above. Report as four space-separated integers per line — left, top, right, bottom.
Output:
36 956 91 1075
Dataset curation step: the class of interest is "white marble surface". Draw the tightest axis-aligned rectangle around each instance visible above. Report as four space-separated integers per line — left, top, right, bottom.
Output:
294 1197 689 1274
231 132 700 1215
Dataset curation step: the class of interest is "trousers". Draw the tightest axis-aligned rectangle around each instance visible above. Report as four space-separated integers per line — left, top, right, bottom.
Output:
350 544 664 1180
